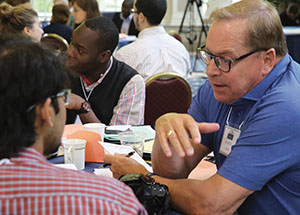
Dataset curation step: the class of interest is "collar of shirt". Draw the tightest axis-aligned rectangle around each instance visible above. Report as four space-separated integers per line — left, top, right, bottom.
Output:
235 54 291 103
9 147 47 165
81 56 114 92
138 25 165 39
120 13 133 22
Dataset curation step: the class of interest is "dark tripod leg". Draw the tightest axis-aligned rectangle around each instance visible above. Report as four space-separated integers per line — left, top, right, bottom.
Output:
193 5 207 71
179 1 191 33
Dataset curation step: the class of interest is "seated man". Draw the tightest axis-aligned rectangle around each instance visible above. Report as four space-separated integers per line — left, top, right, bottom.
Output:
112 0 139 36
66 16 145 125
105 0 300 214
115 0 191 81
0 36 147 214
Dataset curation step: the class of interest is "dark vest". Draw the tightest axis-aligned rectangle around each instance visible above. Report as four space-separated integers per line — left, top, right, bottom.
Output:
112 12 139 36
67 58 138 125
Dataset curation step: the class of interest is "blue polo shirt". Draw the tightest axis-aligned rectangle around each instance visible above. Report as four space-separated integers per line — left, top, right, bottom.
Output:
188 54 300 214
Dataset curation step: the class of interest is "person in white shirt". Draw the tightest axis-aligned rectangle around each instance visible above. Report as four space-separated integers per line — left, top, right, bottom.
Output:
114 0 191 81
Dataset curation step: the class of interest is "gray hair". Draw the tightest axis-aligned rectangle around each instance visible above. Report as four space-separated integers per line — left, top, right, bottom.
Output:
210 0 287 56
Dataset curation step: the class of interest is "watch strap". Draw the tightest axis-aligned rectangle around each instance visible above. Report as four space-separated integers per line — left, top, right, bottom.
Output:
75 101 90 114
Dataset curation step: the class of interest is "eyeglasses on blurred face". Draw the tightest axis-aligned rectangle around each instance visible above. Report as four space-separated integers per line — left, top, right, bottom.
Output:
27 89 71 112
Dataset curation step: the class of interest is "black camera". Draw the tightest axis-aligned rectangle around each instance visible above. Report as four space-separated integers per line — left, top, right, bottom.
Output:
119 174 170 215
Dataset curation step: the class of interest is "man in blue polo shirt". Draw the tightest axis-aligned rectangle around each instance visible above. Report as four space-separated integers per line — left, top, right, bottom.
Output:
105 0 300 214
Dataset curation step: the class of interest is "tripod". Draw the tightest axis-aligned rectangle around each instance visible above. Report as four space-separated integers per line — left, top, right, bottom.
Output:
179 0 207 72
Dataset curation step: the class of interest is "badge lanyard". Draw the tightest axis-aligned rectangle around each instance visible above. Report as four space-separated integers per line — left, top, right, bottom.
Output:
80 56 113 102
219 106 244 156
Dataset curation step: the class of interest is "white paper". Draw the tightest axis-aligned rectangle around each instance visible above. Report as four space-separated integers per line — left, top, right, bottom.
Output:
94 168 113 177
54 163 78 170
98 141 153 173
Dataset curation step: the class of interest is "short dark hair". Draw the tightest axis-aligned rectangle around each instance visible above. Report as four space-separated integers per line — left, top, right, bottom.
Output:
51 4 70 24
135 0 166 25
0 36 69 159
85 16 119 53
287 3 299 15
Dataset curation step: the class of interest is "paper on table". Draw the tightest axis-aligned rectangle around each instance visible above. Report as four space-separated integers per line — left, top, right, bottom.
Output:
54 163 78 170
98 141 153 173
94 168 113 178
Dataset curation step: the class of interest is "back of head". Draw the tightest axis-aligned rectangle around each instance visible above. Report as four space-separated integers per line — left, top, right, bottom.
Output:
52 4 70 24
135 0 166 25
210 0 287 57
0 3 37 34
85 16 119 54
0 36 69 159
73 0 101 19
5 0 29 6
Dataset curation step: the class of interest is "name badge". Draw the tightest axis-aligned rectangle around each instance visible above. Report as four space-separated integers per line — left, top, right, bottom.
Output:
219 125 241 156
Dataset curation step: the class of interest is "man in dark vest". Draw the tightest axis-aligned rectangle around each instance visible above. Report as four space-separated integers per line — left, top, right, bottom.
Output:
66 16 145 125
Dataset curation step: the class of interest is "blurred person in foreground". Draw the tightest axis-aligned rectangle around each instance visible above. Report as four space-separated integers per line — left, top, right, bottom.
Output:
0 35 147 215
105 0 300 214
0 2 43 41
66 16 145 125
4 0 31 8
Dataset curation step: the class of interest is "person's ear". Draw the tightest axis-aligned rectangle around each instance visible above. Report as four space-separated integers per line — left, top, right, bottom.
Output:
36 98 55 128
262 48 276 76
139 12 146 23
23 26 31 37
98 50 111 63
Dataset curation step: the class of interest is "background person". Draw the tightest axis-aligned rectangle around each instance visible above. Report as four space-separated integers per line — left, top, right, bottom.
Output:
280 3 300 26
0 3 43 41
105 0 300 214
66 16 145 125
0 36 147 215
115 0 190 81
72 0 101 29
112 0 139 36
43 4 73 43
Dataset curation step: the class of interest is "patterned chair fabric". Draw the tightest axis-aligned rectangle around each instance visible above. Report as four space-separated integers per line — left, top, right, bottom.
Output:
145 72 192 128
41 33 69 54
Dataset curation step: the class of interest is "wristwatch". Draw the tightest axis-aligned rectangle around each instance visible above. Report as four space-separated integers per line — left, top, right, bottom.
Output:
75 101 90 114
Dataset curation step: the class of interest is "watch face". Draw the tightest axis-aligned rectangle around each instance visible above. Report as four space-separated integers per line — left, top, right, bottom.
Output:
82 102 90 112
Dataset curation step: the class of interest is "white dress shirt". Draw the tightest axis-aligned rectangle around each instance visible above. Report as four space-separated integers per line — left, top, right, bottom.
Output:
115 26 191 80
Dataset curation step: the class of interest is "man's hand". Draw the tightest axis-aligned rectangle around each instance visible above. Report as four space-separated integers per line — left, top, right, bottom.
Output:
155 113 219 158
104 154 149 178
65 93 85 110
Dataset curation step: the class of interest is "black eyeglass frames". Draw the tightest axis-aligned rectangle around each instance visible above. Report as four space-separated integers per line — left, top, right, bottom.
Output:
27 89 71 112
198 47 264 73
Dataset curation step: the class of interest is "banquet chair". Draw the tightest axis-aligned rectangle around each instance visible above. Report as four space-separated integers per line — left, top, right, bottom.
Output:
41 33 69 54
145 72 192 128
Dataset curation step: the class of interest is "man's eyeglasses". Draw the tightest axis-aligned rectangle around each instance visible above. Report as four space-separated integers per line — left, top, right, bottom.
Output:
130 8 138 13
27 89 71 112
198 46 262 73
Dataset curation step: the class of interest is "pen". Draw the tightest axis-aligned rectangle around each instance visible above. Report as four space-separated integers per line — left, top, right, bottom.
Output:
99 151 135 168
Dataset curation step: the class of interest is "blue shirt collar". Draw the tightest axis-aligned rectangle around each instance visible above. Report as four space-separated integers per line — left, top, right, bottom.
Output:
234 54 291 103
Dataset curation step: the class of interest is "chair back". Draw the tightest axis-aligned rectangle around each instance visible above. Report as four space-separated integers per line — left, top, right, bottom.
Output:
41 33 69 53
145 72 192 128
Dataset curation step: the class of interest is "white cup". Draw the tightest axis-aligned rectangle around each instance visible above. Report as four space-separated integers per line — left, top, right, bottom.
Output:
63 139 86 170
119 131 146 157
83 123 106 141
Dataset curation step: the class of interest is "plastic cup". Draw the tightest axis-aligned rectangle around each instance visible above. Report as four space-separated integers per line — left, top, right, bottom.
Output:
118 131 146 157
83 123 106 141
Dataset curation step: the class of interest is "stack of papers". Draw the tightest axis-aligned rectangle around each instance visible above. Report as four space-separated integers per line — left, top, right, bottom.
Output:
94 141 153 177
